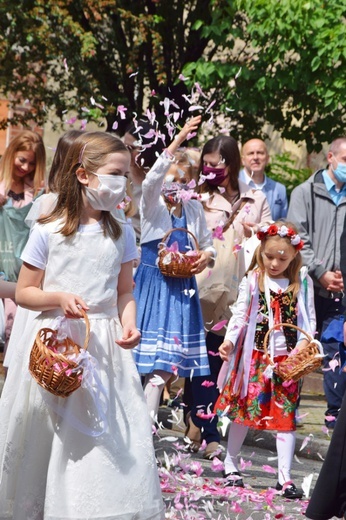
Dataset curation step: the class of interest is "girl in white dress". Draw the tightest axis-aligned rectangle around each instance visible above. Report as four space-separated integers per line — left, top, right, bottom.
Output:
0 132 165 520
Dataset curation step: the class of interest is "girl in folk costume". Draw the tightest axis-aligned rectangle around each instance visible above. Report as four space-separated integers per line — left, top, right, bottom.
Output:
0 132 164 520
133 116 216 424
215 222 316 499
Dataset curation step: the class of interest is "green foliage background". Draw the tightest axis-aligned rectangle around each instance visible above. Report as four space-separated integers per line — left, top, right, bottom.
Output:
0 0 345 153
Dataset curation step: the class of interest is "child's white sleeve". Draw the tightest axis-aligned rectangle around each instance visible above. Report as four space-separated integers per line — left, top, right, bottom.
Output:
21 224 49 270
224 276 250 344
141 154 173 213
122 221 139 263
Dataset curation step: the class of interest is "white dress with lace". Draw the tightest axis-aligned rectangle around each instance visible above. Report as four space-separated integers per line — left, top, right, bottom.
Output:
0 220 165 520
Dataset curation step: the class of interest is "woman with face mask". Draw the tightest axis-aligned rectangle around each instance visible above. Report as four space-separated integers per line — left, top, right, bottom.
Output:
183 135 272 461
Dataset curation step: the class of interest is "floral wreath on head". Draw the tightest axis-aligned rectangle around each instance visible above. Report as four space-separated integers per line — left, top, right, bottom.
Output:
257 224 304 250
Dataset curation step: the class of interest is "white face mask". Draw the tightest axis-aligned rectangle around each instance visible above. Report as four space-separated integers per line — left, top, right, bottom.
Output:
84 173 127 211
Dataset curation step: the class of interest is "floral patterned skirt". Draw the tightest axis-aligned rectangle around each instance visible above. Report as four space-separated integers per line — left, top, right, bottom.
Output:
215 350 299 431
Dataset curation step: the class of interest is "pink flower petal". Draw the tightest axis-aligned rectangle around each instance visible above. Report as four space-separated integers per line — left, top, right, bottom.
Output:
262 464 277 474
201 380 215 387
211 320 228 332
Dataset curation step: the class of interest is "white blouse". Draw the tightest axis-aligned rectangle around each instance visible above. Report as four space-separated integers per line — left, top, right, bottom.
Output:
225 273 316 356
139 153 216 257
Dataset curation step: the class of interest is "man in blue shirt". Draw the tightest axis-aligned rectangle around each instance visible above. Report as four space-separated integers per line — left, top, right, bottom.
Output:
288 137 346 429
239 138 288 221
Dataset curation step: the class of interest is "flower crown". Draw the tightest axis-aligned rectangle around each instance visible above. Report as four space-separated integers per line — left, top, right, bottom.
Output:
257 224 304 250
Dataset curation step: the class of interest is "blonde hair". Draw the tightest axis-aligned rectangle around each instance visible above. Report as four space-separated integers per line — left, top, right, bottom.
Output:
39 131 129 239
247 221 303 299
0 130 46 193
170 149 195 181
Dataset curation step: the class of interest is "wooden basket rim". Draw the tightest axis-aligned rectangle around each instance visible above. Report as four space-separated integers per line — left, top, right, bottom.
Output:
263 322 314 367
33 309 90 360
159 227 200 252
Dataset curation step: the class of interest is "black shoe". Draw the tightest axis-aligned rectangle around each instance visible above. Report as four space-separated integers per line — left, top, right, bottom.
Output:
223 471 244 488
275 482 303 499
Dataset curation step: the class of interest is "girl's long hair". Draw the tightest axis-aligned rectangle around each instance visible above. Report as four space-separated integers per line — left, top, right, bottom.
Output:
48 130 84 192
197 135 241 202
0 130 46 193
247 224 303 299
39 132 129 239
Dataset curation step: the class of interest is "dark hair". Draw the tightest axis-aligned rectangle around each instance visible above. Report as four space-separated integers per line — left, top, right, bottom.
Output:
48 130 84 192
198 135 241 196
125 117 166 170
39 131 129 239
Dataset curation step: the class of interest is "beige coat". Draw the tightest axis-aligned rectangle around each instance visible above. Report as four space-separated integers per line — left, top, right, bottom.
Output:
203 180 272 238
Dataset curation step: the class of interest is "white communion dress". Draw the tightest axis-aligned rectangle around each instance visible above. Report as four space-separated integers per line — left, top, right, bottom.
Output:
0 219 165 520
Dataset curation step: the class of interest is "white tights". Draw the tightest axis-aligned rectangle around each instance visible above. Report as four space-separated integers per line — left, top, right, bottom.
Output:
224 422 296 485
143 370 172 423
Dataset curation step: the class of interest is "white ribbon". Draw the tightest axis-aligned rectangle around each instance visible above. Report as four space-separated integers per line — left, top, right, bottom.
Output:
42 349 109 437
232 272 259 398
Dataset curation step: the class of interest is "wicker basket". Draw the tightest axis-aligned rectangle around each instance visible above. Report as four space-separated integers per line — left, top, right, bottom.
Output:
263 322 323 382
29 310 90 398
158 227 200 279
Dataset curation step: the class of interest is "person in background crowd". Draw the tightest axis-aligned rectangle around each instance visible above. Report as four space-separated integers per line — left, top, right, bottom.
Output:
305 211 346 520
3 130 84 371
288 136 346 429
240 138 288 220
0 130 46 356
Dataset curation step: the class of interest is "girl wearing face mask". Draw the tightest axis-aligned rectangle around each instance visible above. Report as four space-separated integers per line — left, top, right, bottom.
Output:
0 129 46 358
132 117 216 427
183 135 272 460
0 131 165 519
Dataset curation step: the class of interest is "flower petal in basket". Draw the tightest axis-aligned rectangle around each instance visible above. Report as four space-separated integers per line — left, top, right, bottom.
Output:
162 252 173 265
263 323 323 382
29 310 90 398
158 227 200 279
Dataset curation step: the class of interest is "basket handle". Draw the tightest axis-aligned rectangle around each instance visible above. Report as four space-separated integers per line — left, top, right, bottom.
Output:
78 308 90 351
263 322 313 367
160 227 200 251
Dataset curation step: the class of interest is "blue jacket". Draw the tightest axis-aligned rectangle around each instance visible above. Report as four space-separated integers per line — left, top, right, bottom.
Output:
239 169 288 220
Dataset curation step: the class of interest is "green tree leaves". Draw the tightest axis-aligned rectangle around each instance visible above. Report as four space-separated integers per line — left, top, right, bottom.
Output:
0 0 344 151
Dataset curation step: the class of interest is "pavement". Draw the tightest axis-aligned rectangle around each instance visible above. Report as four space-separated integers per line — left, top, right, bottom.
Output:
158 371 332 462
0 353 337 518
152 372 335 518
0 353 331 461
